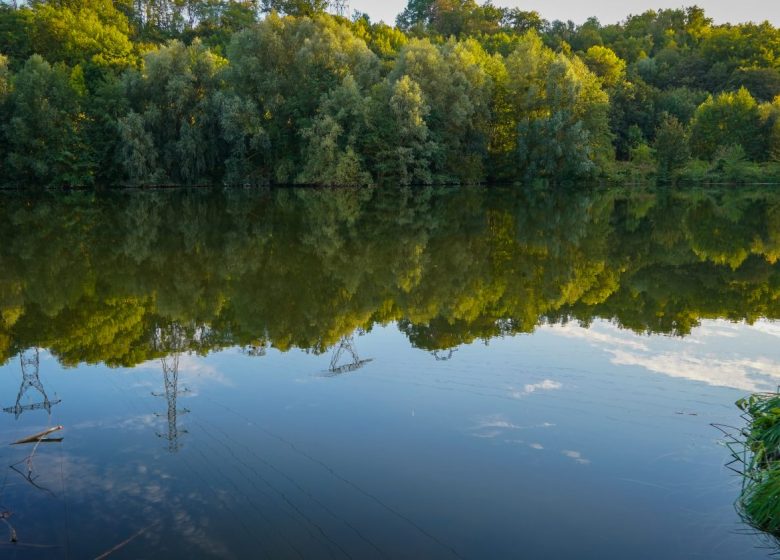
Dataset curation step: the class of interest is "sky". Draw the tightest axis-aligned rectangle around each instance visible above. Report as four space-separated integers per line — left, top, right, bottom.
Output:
351 0 780 27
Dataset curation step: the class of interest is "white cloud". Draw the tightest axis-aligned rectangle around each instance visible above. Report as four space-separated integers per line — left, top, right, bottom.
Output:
523 379 562 394
750 320 780 339
552 324 649 350
546 320 780 392
562 450 590 464
134 354 231 387
510 379 562 398
609 350 780 392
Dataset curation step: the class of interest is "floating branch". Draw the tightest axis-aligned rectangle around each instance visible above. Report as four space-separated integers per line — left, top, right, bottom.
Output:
93 523 157 559
11 426 64 445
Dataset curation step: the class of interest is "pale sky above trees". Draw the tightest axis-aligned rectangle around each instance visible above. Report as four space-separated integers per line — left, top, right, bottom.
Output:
353 0 780 26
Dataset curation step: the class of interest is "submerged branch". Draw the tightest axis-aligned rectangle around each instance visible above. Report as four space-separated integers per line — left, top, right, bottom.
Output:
93 523 157 560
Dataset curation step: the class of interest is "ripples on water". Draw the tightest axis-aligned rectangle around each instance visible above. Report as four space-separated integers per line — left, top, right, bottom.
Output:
1 186 780 558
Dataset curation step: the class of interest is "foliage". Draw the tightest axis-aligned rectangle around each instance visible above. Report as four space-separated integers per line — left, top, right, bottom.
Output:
582 45 625 89
30 0 138 74
654 114 689 179
2 186 780 365
2 55 92 186
724 392 780 545
511 37 612 180
0 2 779 185
118 39 227 185
690 88 764 161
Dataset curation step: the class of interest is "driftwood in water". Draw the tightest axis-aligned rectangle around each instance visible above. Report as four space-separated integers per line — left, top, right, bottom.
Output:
93 523 156 559
11 426 63 445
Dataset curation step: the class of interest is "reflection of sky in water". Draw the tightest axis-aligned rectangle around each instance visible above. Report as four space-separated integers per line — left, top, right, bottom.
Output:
0 319 777 558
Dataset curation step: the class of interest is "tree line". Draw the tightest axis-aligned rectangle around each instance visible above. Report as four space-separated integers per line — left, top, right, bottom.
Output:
1 0 780 186
2 185 780 365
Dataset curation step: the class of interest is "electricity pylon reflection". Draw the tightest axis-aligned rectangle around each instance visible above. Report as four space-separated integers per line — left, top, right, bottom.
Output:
2 348 61 420
241 343 267 357
330 0 349 17
151 325 189 453
431 348 457 361
328 335 372 375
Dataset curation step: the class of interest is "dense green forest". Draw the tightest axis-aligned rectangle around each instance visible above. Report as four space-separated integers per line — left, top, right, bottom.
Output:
2 186 780 365
0 1 780 186
0 0 780 188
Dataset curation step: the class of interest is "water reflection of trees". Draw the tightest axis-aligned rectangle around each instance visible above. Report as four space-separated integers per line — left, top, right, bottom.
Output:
2 186 780 367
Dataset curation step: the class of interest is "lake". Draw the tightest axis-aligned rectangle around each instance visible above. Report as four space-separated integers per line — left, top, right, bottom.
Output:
1 185 779 558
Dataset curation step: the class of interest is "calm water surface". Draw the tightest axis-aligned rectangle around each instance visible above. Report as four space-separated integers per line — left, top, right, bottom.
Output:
1 186 779 558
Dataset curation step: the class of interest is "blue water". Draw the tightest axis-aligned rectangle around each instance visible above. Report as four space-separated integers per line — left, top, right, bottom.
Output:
2 185 779 558
0 319 775 558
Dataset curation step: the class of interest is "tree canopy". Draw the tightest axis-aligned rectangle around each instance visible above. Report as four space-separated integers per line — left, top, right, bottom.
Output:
1 2 780 186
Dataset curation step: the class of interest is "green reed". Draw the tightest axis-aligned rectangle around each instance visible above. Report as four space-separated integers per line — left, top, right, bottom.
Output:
724 392 780 538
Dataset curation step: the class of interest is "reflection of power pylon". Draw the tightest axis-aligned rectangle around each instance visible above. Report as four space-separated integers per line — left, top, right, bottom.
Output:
241 343 267 357
431 348 457 361
3 349 61 420
152 326 189 453
330 0 349 17
328 335 372 376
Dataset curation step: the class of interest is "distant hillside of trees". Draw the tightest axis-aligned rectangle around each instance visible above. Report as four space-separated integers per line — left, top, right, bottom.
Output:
1 0 780 186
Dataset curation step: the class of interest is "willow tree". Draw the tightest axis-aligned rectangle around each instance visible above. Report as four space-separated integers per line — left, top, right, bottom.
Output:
508 33 613 180
2 55 92 186
369 75 437 184
385 37 494 182
225 14 381 183
118 40 227 185
297 75 373 186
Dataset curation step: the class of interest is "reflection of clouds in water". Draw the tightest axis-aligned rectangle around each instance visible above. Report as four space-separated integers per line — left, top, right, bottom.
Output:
133 354 231 387
473 416 523 430
549 320 780 392
55 453 232 557
608 350 779 392
749 320 780 339
511 379 562 398
550 326 649 351
529 443 543 450
470 415 554 440
71 413 158 431
562 450 590 465
527 380 561 392
0 450 228 556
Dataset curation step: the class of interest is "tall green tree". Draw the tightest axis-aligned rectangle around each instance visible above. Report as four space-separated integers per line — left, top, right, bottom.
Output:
225 14 380 182
507 34 612 179
31 0 138 75
370 75 437 184
690 87 764 160
298 75 373 186
2 55 92 186
387 37 493 181
582 45 626 89
654 113 690 179
118 40 227 185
